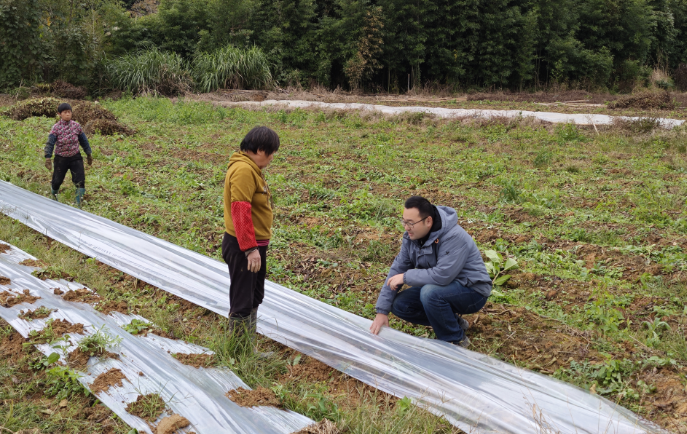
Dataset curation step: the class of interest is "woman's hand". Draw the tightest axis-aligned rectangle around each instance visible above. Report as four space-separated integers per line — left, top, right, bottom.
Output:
45 158 52 171
247 249 261 273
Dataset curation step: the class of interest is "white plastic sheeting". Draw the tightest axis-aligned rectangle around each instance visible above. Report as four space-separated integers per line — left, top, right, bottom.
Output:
0 181 669 434
232 99 685 128
0 241 313 434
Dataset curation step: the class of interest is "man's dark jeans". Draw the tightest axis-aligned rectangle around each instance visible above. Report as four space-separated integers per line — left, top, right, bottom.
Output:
390 282 488 343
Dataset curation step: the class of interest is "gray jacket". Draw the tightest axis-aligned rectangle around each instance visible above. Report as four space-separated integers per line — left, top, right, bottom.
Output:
375 205 492 315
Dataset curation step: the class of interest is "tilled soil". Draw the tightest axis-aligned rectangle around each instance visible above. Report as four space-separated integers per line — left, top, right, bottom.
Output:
90 368 128 394
0 330 29 363
45 319 84 339
62 288 101 304
226 387 282 408
155 414 190 434
172 353 216 368
0 289 40 307
125 394 167 423
18 307 54 320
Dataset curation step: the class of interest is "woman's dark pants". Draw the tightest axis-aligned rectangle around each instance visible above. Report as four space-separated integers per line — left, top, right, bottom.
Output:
222 233 267 318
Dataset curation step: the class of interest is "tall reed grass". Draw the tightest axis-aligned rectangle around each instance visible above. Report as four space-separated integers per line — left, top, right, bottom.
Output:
106 48 192 96
192 45 273 92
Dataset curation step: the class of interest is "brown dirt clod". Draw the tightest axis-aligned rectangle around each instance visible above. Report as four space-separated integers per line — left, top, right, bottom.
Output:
293 420 341 434
53 288 64 295
0 243 10 254
91 368 128 395
49 318 85 337
62 288 101 304
96 300 128 315
0 276 10 285
126 394 167 423
19 259 47 268
68 347 118 370
0 289 40 307
226 387 282 408
19 307 54 320
156 414 190 434
172 353 216 368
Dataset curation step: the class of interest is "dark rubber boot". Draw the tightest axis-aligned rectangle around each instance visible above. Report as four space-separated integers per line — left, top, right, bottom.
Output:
51 189 59 202
75 188 85 208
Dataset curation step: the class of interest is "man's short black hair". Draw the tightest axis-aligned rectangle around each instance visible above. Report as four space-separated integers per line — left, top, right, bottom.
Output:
240 126 280 155
57 103 72 113
404 196 433 218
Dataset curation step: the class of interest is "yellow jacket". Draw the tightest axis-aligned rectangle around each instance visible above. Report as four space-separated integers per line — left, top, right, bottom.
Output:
223 152 273 248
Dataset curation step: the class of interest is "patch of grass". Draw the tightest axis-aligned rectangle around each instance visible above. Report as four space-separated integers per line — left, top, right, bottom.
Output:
78 325 122 356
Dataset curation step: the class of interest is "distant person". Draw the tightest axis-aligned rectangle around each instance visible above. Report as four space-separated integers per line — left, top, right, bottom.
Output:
222 126 279 345
44 103 93 208
370 196 492 348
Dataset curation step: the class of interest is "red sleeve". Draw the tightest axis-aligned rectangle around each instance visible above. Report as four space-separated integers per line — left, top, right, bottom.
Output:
231 201 258 251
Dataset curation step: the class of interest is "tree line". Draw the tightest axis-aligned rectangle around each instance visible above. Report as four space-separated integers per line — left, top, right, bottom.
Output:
2 0 687 93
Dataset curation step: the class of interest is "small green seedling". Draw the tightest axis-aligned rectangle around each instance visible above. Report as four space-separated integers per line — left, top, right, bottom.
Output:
641 317 671 347
484 250 518 286
45 365 88 400
29 352 60 370
122 319 150 335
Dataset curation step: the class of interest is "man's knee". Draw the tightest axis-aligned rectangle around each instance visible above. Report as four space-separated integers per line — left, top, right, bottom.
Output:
419 284 447 305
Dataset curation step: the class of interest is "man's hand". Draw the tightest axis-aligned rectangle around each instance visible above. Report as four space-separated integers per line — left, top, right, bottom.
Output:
247 249 261 273
87 155 93 166
45 158 52 171
370 313 389 335
386 273 404 291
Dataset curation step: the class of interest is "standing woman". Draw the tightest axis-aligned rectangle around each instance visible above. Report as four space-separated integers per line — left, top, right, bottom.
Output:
222 127 279 343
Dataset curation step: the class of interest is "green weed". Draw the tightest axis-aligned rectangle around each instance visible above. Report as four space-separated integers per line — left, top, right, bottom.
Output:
78 325 122 356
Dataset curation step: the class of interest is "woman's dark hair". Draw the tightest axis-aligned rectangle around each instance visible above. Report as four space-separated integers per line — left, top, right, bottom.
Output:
404 196 433 218
240 126 280 155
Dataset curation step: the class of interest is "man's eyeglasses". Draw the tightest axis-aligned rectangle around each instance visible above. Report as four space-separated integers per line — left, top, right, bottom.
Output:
400 216 428 229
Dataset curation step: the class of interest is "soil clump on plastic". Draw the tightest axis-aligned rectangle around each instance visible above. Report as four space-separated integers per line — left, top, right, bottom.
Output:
33 268 75 281
173 352 216 368
294 420 341 434
96 299 128 314
0 243 10 254
61 288 101 304
155 414 190 434
147 328 178 339
125 393 167 423
53 288 64 295
19 259 47 268
18 307 54 320
0 289 40 307
226 387 282 408
68 347 119 369
91 368 128 394
43 319 84 339
0 276 10 285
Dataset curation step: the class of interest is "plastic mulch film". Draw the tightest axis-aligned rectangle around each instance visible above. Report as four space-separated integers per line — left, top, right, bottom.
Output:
234 99 685 128
0 181 669 434
0 240 314 434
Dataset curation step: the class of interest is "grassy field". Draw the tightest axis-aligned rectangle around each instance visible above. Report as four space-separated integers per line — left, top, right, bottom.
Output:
1 96 687 433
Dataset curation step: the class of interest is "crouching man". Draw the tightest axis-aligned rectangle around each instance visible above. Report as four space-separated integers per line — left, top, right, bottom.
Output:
370 196 492 348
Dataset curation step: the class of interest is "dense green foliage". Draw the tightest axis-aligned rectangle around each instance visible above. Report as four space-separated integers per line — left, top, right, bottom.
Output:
2 0 687 91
